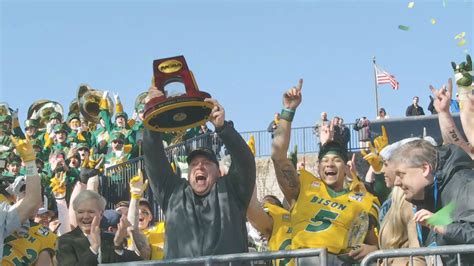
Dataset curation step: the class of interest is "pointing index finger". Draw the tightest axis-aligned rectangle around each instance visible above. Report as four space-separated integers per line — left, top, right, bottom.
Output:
297 78 303 91
381 126 388 140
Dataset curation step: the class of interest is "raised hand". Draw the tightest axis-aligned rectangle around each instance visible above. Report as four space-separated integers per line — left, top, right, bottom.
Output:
114 216 132 247
10 136 35 162
283 79 303 110
429 79 453 113
113 92 121 103
144 86 164 104
319 121 334 145
89 215 101 253
130 169 149 199
361 143 383 173
346 153 358 180
373 125 389 152
204 98 225 128
50 172 67 199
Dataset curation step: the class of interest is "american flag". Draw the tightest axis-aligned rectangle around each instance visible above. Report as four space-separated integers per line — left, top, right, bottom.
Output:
375 65 399 90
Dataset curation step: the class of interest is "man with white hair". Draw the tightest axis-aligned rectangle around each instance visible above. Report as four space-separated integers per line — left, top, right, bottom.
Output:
56 190 142 265
390 140 474 265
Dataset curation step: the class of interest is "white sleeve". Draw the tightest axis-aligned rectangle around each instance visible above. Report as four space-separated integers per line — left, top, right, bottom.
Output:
1 202 21 237
56 199 71 235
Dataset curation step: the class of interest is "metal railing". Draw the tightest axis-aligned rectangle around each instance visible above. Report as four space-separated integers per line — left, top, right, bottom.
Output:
100 124 362 216
361 244 474 266
102 157 165 222
240 124 362 157
102 248 327 266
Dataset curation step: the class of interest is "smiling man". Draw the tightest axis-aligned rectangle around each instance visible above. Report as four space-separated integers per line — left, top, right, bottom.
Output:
56 190 142 265
271 79 380 265
143 87 256 259
390 140 474 265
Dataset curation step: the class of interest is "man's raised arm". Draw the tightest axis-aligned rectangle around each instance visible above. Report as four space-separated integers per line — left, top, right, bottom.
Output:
271 79 303 208
204 98 256 206
430 79 474 159
143 87 181 210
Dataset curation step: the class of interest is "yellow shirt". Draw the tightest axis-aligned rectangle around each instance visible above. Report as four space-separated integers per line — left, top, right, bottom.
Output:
264 203 293 266
128 222 166 260
144 222 166 260
2 222 57 265
291 170 380 254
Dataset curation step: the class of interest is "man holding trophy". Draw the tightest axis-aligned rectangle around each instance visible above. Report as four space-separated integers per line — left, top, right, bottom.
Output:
143 56 256 259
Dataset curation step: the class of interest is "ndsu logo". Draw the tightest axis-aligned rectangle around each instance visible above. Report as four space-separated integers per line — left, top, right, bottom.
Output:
158 59 183 73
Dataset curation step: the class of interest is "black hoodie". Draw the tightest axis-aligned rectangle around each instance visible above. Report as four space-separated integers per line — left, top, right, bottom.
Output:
423 144 474 265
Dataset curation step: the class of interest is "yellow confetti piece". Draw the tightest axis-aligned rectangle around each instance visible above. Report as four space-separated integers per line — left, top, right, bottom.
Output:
454 32 466 40
458 39 466 47
408 1 415 8
431 18 437 25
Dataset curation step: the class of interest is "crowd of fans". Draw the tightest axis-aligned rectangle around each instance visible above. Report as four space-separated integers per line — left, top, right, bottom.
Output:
0 55 473 265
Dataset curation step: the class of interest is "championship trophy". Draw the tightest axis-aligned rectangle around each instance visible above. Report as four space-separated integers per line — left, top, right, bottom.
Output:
338 211 369 263
143 56 213 132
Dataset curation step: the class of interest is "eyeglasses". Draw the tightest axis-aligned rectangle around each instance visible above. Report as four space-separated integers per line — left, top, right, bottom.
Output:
139 210 151 216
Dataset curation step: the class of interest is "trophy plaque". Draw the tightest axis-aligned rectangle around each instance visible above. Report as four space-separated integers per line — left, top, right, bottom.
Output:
143 56 213 132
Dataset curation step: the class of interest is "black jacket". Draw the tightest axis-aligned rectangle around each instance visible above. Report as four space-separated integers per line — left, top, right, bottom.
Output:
405 104 425 116
143 121 256 259
422 144 474 265
56 227 141 266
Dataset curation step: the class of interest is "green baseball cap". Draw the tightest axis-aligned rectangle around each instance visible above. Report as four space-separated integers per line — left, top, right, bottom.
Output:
24 119 39 129
53 123 68 133
110 132 125 143
0 115 11 123
115 112 128 121
49 112 62 121
67 113 80 123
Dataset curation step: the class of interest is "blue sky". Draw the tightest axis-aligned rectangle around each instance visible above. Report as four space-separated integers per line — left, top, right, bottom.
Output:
1 0 472 132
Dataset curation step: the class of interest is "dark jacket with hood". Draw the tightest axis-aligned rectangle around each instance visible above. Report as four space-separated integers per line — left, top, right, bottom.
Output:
143 121 256 259
422 144 474 265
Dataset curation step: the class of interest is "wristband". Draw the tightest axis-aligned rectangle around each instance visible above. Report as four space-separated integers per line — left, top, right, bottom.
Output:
131 193 142 200
280 108 295 122
24 161 38 176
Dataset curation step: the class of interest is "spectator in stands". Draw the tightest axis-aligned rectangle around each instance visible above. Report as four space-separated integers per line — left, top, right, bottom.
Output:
267 112 280 139
56 190 142 265
100 209 121 233
105 132 131 168
24 119 43 143
390 140 474 265
3 156 21 177
376 107 389 119
450 93 460 113
115 201 129 217
338 118 350 148
143 86 256 259
333 116 350 148
405 96 425 116
354 116 371 149
247 187 291 264
313 111 329 144
363 136 426 265
271 79 380 265
428 95 438 115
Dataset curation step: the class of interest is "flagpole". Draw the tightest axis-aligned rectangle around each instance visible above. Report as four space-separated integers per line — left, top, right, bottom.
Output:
372 56 380 117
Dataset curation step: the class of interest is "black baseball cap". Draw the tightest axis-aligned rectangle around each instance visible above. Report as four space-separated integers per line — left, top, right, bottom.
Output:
186 147 219 166
318 141 349 163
